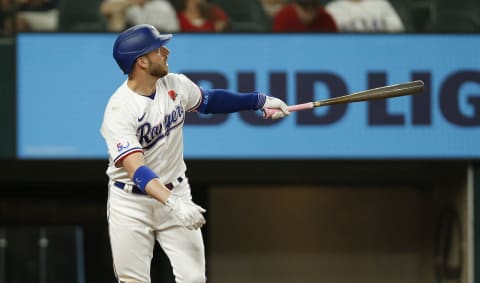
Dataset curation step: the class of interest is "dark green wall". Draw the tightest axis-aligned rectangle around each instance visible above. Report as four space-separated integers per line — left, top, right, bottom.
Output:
0 39 14 158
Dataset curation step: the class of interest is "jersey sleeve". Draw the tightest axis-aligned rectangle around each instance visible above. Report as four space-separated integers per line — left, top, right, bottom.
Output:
175 74 203 112
100 100 143 167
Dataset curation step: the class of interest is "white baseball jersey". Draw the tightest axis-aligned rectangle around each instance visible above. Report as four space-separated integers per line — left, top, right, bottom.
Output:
101 73 206 282
325 0 405 32
100 73 202 184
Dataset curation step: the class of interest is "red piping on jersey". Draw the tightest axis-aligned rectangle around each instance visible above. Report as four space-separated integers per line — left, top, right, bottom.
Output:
189 86 204 112
114 148 143 167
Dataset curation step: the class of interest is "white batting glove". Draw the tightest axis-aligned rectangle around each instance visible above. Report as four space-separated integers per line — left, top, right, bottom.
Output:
166 195 206 230
262 96 290 120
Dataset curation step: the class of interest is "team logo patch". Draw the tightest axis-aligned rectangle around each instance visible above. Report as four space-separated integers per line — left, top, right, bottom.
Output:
168 90 177 101
116 141 130 152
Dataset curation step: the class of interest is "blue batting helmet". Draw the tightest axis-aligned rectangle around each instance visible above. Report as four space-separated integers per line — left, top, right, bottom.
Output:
113 24 172 74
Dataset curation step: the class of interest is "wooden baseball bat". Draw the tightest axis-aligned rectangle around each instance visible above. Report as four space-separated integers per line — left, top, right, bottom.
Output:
264 80 424 119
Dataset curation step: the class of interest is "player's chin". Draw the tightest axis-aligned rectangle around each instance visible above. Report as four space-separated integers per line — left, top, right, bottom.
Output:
161 65 169 76
151 68 168 78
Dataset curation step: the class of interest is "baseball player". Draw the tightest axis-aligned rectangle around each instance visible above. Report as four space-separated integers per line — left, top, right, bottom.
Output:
100 24 290 283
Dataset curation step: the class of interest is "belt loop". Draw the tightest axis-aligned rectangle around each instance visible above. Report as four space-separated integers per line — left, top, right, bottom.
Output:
123 183 133 193
173 174 185 187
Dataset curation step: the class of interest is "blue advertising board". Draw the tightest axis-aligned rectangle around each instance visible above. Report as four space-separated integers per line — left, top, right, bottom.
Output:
16 33 480 159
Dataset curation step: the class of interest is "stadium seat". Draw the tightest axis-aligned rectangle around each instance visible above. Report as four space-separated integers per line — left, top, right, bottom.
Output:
58 0 106 32
388 0 413 32
427 12 479 32
426 0 480 32
210 0 271 32
407 0 432 32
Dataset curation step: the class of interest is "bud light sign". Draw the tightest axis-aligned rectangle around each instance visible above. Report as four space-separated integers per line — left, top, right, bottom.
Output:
17 33 480 159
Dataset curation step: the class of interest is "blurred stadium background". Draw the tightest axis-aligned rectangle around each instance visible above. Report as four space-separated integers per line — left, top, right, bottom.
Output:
0 0 480 282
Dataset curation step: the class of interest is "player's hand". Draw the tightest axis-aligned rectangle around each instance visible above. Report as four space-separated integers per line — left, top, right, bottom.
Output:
166 195 206 230
262 96 290 119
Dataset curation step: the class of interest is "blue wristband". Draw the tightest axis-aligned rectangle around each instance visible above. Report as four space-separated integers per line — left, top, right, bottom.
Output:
133 166 158 193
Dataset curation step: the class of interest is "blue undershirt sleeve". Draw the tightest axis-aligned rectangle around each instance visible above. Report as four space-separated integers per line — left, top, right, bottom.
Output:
196 89 267 114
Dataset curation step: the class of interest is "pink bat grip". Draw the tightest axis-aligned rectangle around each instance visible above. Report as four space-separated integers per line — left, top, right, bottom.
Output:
263 102 314 119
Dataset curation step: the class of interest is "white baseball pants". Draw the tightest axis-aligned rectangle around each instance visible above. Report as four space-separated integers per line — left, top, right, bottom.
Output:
107 180 206 283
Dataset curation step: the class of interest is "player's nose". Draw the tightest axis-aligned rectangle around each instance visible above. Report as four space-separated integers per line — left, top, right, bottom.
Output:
160 46 170 56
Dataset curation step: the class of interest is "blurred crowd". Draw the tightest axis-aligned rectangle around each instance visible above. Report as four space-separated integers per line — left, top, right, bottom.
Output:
0 0 478 36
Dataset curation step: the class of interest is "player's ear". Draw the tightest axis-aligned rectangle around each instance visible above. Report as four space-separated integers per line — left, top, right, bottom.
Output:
136 56 148 69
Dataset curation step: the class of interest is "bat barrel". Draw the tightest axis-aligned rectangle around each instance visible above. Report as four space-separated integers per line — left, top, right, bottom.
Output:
316 80 424 107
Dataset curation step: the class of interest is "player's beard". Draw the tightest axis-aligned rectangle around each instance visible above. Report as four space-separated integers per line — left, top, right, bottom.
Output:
147 58 168 78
